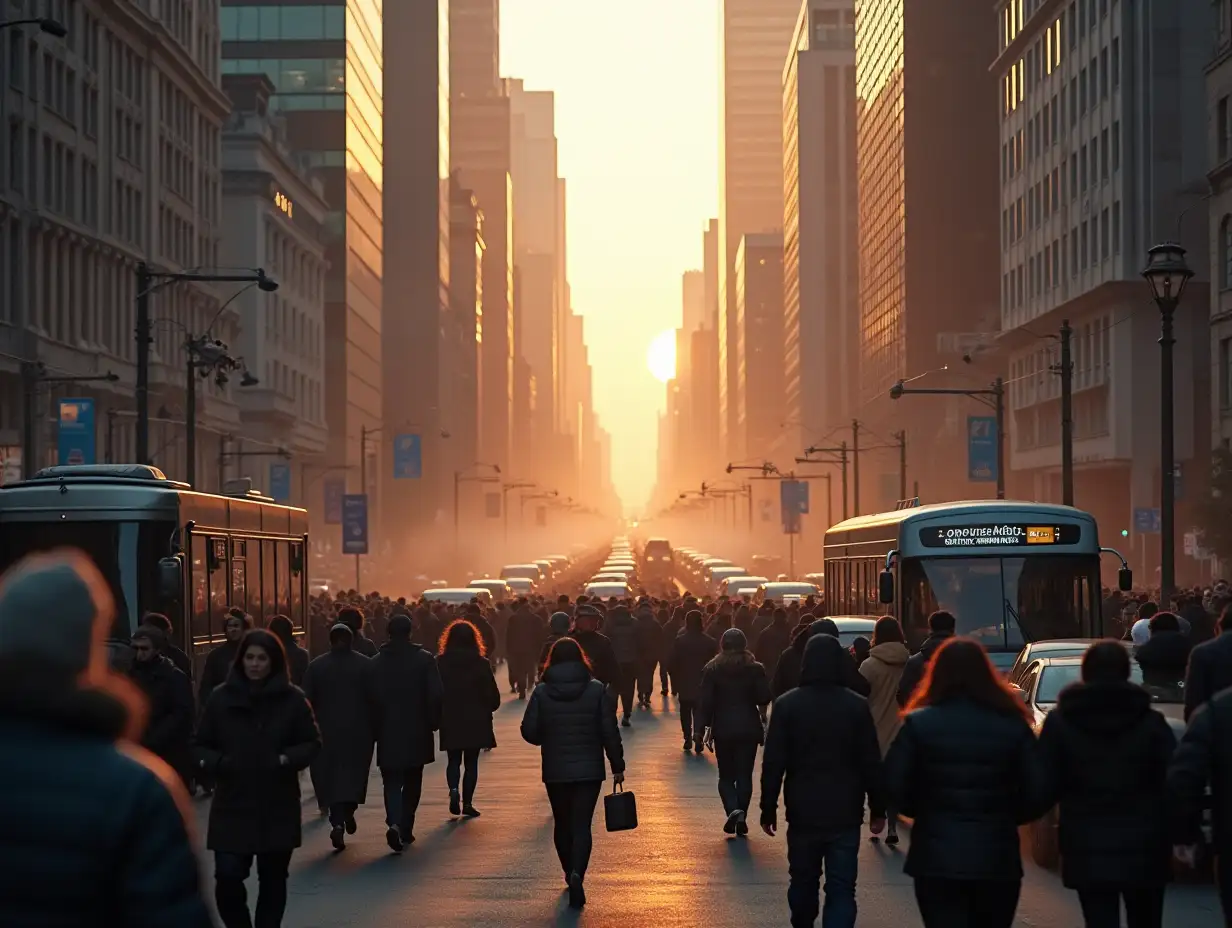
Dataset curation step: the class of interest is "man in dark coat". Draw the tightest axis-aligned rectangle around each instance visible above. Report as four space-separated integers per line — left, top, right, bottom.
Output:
337 605 379 657
773 619 870 699
1184 603 1232 720
128 624 195 787
199 610 252 707
303 623 377 851
507 600 544 699
896 610 955 706
634 601 663 708
761 635 886 928
268 614 310 687
539 612 573 676
605 604 640 725
466 603 498 665
142 611 192 679
752 608 792 683
659 605 684 696
370 614 443 850
1134 611 1192 687
668 610 718 752
571 603 620 688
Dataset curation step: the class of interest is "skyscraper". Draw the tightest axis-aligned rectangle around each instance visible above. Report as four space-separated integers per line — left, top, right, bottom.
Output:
450 0 500 97
683 270 706 335
735 233 785 454
704 219 720 331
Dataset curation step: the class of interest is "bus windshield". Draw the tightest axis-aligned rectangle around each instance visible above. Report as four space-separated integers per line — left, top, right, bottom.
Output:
900 554 1098 651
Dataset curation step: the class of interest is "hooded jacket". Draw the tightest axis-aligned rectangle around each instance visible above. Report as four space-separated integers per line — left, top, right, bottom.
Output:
771 620 870 699
668 624 718 703
760 636 885 833
1134 630 1192 687
859 641 911 756
520 661 625 783
1037 681 1176 887
303 626 379 801
896 632 953 707
698 651 772 744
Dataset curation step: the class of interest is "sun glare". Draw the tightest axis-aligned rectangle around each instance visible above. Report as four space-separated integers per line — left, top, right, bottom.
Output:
646 330 676 383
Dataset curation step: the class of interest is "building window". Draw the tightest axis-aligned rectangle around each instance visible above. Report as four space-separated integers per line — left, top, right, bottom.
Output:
1221 98 1231 163
1223 215 1232 289
1221 337 1232 409
1111 38 1120 91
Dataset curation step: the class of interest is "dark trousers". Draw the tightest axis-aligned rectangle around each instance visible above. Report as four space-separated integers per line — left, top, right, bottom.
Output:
214 850 293 928
713 738 758 814
510 660 534 696
1220 854 1232 927
914 877 1021 928
679 699 701 742
545 780 603 880
1076 884 1166 928
327 801 357 828
617 663 637 717
381 766 424 834
659 662 671 694
636 660 657 700
786 827 860 928
446 748 480 803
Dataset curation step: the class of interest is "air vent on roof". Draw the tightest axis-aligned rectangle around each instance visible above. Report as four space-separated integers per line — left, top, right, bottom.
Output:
32 464 171 481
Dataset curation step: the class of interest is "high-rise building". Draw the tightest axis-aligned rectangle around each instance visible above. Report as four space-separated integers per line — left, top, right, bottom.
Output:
735 233 785 455
450 0 500 97
704 219 720 331
683 271 706 336
719 0 802 460
1211 2 1232 453
855 0 999 504
783 0 857 453
449 181 485 495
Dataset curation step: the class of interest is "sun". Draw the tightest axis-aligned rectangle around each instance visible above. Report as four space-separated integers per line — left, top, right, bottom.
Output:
646 330 676 383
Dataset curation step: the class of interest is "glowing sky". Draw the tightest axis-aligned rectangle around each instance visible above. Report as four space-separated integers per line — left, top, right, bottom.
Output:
501 0 719 512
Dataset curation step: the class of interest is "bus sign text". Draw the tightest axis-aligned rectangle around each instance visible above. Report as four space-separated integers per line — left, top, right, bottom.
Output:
918 523 1081 548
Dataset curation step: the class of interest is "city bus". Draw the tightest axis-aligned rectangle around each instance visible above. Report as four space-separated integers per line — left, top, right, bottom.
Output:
0 464 310 674
822 500 1131 671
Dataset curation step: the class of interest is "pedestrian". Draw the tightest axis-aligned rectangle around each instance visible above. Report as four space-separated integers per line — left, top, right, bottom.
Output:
1036 640 1176 928
1184 601 1232 720
338 605 379 657
1135 612 1192 687
466 603 498 666
885 637 1048 928
142 610 192 678
303 623 377 851
267 615 309 687
539 611 572 676
128 623 195 788
507 599 543 699
437 618 500 819
0 551 212 926
700 628 772 836
760 635 886 928
858 615 910 846
668 609 719 752
775 619 870 698
571 602 619 687
200 610 254 707
752 607 791 683
520 637 626 909
895 609 955 706
660 605 684 695
634 600 663 708
195 628 321 928
370 613 442 851
605 603 640 726
850 636 870 669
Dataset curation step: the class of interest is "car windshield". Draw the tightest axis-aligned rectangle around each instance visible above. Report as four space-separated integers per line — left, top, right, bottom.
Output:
1036 663 1184 705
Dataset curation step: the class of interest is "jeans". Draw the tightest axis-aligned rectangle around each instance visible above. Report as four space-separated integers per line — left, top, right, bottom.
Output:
545 780 604 880
786 827 861 928
381 766 424 834
713 737 758 814
914 877 1021 928
327 801 357 829
1076 884 1166 928
636 660 657 700
446 748 480 804
617 663 637 717
679 699 701 742
214 850 293 928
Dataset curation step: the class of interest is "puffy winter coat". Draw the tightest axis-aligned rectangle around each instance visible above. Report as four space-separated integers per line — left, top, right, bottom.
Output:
437 648 500 752
667 629 718 702
520 661 625 783
369 640 442 771
605 609 640 665
699 653 772 744
859 642 910 756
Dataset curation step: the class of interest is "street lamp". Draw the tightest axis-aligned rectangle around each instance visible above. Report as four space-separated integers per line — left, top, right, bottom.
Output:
1142 241 1194 606
184 335 256 486
0 18 68 36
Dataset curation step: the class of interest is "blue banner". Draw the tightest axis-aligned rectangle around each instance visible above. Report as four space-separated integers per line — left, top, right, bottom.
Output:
1133 507 1161 533
780 480 807 535
268 463 291 502
323 478 345 524
393 434 422 479
57 398 96 466
342 494 369 555
967 416 997 483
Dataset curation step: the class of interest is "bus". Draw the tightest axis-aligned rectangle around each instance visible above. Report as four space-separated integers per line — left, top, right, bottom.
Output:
0 464 310 674
822 500 1131 670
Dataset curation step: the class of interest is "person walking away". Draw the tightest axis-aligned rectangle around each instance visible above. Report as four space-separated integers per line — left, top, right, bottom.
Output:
521 637 626 909
772 621 823 699
660 605 684 695
303 623 377 851
128 624 195 788
669 610 719 752
268 615 309 687
143 611 192 678
634 600 663 708
753 608 792 684
896 610 955 706
338 605 379 657
539 611 572 677
858 616 910 846
761 635 886 928
0 551 212 927
605 603 640 725
734 602 754 638
700 628 772 835
507 599 543 699
1036 641 1176 928
466 603 498 666
571 603 620 688
850 637 870 669
1184 602 1232 720
1135 612 1192 687
437 619 500 818
885 637 1048 928
196 628 320 928
369 613 442 851
197 610 253 796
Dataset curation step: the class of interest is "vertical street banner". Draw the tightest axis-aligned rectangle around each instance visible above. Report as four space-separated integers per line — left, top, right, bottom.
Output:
57 398 96 466
323 478 345 524
341 494 369 555
484 492 501 519
967 415 997 483
780 480 807 535
393 434 422 479
268 463 291 503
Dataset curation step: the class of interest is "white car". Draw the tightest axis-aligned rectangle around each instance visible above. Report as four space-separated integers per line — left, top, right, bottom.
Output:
501 563 545 583
422 587 491 606
505 577 536 596
467 579 512 601
585 581 631 599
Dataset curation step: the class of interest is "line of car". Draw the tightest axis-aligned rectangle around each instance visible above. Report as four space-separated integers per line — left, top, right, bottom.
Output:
673 546 822 604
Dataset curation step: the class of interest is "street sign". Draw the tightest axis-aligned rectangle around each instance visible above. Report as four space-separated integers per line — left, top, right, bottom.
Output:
342 494 369 555
393 434 422 479
57 398 96 466
780 480 807 535
484 492 501 519
268 463 291 502
323 478 345 524
1132 507 1161 534
967 416 997 483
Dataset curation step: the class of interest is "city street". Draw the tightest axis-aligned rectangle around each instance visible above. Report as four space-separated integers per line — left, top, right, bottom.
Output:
194 689 1223 927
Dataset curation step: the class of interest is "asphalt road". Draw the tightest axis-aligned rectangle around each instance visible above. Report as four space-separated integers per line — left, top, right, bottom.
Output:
194 689 1223 927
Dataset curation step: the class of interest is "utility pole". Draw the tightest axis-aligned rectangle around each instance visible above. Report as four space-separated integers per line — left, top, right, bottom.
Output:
135 262 152 464
994 377 1006 500
1059 319 1074 506
896 430 907 501
852 419 861 517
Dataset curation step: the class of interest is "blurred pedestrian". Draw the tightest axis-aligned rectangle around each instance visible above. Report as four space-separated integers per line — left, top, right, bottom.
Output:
571 603 619 687
539 611 572 677
128 624 194 787
267 615 309 687
605 604 640 726
437 619 500 819
668 609 719 753
752 607 791 683
1184 601 1232 721
196 609 253 797
660 604 684 695
634 600 663 708
1135 612 1192 687
142 610 192 678
507 599 543 699
859 615 910 846
337 605 378 657
896 610 955 706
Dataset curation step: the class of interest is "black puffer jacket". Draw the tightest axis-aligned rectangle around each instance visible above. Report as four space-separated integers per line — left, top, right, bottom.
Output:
605 608 639 665
1135 631 1192 688
437 648 500 752
1037 681 1176 887
520 662 625 784
772 622 869 699
1169 687 1232 854
128 654 194 781
751 619 791 682
668 628 718 702
699 654 772 744
896 632 952 706
885 698 1047 881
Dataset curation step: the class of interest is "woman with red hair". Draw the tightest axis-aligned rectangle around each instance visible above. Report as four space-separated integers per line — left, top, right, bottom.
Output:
437 620 501 819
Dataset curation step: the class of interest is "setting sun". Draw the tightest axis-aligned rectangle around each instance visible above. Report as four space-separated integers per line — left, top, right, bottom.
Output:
646 330 677 383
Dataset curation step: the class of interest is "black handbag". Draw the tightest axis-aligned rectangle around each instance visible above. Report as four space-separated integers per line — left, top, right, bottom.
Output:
603 783 638 832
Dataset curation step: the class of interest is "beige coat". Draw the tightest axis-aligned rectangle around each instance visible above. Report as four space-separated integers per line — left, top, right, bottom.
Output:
859 641 910 756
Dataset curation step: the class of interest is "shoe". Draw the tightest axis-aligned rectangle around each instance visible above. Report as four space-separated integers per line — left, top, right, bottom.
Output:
683 738 692 751
568 871 586 909
462 804 481 818
519 691 526 700
724 810 740 835
694 739 704 754
735 810 748 837
344 813 357 835
885 831 900 847
386 826 403 853
399 825 416 846
621 716 631 728
330 825 346 851
449 788 461 816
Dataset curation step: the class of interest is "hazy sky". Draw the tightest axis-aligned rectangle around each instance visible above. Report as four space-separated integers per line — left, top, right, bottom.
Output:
501 0 719 512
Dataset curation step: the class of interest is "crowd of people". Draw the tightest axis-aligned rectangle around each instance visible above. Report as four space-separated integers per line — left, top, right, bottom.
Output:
4 547 1232 927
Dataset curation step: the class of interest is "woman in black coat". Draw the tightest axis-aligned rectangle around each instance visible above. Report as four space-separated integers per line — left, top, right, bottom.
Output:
1037 641 1177 927
699 628 771 836
437 619 501 818
885 637 1048 928
194 629 320 928
267 615 309 687
521 637 625 910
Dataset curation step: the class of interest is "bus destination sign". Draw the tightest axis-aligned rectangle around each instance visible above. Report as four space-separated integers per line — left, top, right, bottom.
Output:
918 523 1081 548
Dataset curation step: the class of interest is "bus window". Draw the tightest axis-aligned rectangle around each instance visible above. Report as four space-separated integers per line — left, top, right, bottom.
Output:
190 534 209 644
231 546 247 617
289 542 304 630
277 541 292 616
261 540 277 625
209 537 228 641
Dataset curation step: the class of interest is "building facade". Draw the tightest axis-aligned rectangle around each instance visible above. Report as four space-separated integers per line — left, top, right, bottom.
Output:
449 180 484 500
1213 1 1232 455
450 0 499 99
703 218 720 331
735 232 785 455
